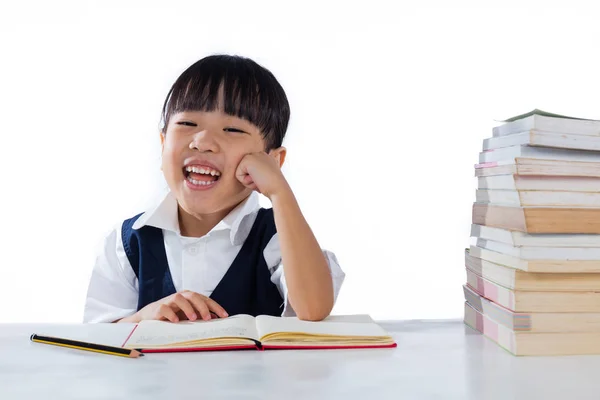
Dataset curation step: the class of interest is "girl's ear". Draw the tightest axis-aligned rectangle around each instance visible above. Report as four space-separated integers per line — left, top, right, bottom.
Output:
159 132 166 171
160 131 166 152
268 147 287 168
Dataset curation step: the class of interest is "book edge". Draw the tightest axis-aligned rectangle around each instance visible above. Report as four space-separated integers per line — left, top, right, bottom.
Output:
121 324 139 348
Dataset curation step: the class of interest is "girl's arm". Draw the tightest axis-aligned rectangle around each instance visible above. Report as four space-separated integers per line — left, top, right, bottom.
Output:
236 150 337 321
270 189 334 321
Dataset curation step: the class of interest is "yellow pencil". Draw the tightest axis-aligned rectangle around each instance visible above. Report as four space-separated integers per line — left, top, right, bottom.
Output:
30 334 143 358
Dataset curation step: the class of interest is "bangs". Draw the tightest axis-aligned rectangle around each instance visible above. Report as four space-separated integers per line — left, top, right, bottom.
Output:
160 55 290 150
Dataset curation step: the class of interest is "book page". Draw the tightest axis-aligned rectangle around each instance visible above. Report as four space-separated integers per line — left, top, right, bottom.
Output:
125 314 259 347
255 315 389 339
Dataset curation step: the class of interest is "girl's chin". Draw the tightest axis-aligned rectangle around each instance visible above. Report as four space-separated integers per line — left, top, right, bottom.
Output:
177 185 249 215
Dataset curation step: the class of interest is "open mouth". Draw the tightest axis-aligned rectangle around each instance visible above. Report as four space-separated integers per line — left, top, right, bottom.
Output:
183 165 221 187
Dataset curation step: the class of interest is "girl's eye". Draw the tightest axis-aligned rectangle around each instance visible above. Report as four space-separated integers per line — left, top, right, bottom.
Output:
177 121 197 127
224 127 247 134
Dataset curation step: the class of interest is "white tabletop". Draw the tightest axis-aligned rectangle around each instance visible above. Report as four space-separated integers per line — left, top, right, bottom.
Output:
2 320 600 400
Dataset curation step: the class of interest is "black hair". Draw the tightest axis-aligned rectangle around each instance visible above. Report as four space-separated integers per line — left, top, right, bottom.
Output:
160 54 290 151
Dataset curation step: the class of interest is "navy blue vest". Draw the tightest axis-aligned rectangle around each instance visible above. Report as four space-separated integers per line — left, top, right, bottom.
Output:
121 208 284 317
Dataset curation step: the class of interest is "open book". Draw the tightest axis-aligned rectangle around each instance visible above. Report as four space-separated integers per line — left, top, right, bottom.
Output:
122 314 397 353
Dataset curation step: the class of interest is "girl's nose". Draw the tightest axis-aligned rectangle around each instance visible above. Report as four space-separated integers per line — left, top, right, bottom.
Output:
189 129 219 153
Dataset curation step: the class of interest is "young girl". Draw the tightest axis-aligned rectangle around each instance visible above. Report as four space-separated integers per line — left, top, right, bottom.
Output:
84 54 345 323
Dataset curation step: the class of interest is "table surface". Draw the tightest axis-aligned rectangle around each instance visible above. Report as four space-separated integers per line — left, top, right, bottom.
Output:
2 319 600 400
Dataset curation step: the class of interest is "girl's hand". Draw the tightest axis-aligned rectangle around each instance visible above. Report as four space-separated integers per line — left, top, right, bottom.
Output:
119 291 228 323
235 150 290 199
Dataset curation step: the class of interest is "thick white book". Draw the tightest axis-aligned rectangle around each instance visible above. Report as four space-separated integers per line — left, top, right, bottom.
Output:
469 244 600 273
492 109 600 137
470 224 600 247
464 285 600 334
475 158 600 177
478 175 600 192
465 301 600 356
483 130 600 152
465 268 600 312
475 238 600 260
479 145 600 164
465 248 600 291
476 189 600 207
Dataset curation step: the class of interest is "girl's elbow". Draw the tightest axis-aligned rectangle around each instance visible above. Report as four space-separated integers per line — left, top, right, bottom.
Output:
295 303 333 322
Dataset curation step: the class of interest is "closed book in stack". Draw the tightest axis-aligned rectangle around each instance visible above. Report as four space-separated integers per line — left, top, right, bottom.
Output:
464 109 600 356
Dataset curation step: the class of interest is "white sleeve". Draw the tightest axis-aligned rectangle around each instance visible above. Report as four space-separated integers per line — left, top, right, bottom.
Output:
83 224 140 323
263 233 345 317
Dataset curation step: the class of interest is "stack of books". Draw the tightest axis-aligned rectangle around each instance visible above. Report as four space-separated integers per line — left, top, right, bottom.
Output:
463 109 600 356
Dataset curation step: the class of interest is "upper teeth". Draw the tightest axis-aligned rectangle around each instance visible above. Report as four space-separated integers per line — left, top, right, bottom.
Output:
185 166 221 176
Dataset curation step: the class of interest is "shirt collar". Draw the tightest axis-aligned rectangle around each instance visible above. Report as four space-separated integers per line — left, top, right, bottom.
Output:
132 191 261 246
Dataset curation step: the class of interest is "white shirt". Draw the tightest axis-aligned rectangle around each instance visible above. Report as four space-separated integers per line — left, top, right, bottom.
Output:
83 191 345 323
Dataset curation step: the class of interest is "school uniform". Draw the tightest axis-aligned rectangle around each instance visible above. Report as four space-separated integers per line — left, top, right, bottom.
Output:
84 191 345 323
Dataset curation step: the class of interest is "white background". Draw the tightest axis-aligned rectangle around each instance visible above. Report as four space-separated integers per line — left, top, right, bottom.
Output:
1 0 599 323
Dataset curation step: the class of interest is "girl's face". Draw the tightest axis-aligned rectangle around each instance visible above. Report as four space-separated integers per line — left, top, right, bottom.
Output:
161 110 267 218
